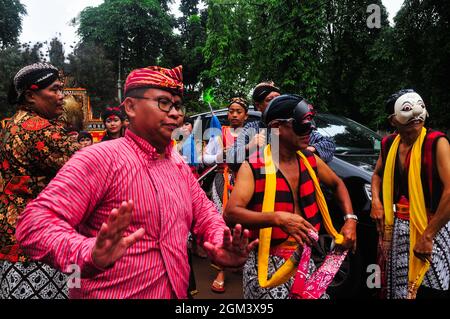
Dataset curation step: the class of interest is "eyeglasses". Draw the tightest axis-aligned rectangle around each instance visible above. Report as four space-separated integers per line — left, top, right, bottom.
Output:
132 96 184 114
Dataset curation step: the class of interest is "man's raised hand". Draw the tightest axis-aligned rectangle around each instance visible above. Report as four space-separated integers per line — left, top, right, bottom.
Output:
203 224 258 269
92 200 145 269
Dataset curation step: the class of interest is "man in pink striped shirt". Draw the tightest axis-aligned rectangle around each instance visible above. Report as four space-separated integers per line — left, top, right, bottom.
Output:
16 65 258 299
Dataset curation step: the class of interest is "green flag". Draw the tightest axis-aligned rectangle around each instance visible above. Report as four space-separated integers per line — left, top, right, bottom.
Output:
202 88 215 104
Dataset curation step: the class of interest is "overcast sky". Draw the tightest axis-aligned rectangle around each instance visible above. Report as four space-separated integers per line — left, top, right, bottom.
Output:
19 0 404 55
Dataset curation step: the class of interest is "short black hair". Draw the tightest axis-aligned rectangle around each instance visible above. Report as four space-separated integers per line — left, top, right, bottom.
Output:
77 131 93 142
183 117 194 125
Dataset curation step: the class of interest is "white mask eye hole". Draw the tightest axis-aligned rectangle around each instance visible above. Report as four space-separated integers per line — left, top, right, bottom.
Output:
402 104 412 112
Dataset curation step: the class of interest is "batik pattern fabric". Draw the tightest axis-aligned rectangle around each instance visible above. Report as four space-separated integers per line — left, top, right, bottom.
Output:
0 109 78 264
387 218 450 299
0 260 68 299
0 109 77 299
243 250 329 299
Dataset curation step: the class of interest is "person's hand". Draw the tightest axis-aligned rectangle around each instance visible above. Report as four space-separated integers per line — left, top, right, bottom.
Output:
248 133 266 151
306 146 316 154
276 211 317 246
340 220 357 253
413 233 433 263
370 200 385 235
92 200 145 269
203 224 259 270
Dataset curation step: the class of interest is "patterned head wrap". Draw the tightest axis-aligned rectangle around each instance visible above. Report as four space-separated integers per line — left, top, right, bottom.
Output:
124 65 184 97
228 97 249 112
8 63 60 105
101 107 125 123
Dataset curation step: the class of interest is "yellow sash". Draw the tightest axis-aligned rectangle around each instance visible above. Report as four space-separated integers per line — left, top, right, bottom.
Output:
382 127 430 299
258 145 344 288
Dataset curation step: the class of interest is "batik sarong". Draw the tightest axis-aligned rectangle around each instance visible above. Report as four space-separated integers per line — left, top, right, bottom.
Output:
387 218 450 299
0 260 68 299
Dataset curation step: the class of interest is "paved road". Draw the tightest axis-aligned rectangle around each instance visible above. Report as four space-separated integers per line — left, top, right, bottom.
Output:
191 254 243 299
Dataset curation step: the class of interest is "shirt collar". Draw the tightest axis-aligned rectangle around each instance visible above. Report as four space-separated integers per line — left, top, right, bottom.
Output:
125 129 173 160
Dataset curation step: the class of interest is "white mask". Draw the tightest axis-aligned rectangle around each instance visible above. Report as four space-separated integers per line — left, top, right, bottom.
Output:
392 92 428 125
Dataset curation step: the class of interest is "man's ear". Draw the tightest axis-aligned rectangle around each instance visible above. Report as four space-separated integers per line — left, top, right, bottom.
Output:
123 98 136 119
24 90 36 105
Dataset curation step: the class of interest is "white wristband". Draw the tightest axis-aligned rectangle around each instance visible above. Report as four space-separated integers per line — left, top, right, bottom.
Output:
343 214 358 222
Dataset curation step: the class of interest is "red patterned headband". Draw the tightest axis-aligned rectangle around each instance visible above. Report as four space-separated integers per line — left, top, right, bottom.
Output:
124 65 184 96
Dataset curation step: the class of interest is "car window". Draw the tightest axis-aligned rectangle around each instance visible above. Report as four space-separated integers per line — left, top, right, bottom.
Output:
315 114 382 155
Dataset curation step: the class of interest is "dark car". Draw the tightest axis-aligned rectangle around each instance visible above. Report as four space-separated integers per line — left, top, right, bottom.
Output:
192 108 380 298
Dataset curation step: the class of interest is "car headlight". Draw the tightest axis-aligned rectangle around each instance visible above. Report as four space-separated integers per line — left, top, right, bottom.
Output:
364 183 372 201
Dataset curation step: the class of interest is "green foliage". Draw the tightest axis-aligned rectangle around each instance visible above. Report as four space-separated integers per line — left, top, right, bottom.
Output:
48 37 65 70
392 0 450 131
0 0 27 48
202 0 253 102
319 0 393 129
67 42 117 118
0 43 42 117
176 0 209 114
77 0 176 73
1 0 449 132
248 0 326 100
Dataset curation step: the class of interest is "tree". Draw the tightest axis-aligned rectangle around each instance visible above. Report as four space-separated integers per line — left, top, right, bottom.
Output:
202 0 253 103
0 0 27 48
247 0 326 101
178 0 207 92
67 42 117 118
76 0 177 74
318 0 393 129
170 0 210 114
392 0 450 131
48 37 65 70
0 43 42 117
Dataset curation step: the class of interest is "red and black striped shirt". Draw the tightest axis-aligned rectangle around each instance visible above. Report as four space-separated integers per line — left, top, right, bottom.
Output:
247 149 322 242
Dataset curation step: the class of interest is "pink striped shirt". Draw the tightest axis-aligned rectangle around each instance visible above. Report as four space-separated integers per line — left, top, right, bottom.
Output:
16 129 225 299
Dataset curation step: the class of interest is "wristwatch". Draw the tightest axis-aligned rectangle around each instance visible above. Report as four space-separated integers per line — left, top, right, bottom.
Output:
343 214 358 222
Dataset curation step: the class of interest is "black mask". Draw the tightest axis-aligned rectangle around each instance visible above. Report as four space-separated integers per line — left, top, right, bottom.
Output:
292 100 315 136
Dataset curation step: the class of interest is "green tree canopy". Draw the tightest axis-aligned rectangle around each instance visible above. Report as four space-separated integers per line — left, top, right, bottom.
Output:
0 43 43 117
0 0 27 48
48 37 65 70
77 0 177 73
67 41 117 118
392 0 450 130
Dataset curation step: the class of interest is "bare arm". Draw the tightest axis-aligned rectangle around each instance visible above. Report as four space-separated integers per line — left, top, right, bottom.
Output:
316 155 356 251
224 161 315 245
370 155 385 234
414 137 450 262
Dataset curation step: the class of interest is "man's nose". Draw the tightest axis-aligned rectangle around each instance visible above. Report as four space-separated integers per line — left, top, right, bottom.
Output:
412 104 424 116
167 106 181 118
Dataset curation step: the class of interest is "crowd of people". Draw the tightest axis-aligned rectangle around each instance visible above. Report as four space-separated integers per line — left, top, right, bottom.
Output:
0 62 448 299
